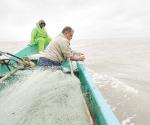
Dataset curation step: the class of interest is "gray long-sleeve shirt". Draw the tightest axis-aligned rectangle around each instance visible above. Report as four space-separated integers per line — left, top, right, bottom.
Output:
41 33 71 63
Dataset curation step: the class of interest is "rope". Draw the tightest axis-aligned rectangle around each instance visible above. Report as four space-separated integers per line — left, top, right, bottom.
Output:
0 51 35 82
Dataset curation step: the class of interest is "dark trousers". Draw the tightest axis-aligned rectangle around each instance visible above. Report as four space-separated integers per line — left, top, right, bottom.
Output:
38 57 61 66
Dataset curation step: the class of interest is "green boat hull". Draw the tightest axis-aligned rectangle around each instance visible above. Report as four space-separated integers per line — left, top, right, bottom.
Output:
0 45 121 125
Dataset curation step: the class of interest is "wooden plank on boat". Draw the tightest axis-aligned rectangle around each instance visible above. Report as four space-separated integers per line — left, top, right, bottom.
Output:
61 61 78 73
84 99 94 125
0 66 23 83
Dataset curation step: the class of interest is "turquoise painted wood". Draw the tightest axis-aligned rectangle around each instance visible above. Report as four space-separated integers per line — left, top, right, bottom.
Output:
0 45 38 76
0 44 121 125
77 63 121 125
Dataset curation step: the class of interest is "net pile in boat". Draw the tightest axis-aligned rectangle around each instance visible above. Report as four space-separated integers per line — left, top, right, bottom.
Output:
0 69 90 125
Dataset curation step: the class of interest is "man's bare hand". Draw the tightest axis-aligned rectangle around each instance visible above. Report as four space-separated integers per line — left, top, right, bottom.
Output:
79 55 85 61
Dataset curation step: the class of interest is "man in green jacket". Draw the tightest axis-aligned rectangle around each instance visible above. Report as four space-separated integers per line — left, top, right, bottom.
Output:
30 20 52 53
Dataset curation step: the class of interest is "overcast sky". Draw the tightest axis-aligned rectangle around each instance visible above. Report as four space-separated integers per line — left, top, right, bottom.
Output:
0 0 150 41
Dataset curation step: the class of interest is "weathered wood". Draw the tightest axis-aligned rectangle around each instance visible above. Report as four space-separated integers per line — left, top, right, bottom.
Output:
0 66 23 83
68 58 74 76
84 99 94 125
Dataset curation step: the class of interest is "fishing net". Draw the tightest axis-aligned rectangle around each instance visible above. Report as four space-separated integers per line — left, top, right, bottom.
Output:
0 68 90 125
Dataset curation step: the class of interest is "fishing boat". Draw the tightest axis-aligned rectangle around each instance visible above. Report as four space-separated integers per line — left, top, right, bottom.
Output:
0 44 121 125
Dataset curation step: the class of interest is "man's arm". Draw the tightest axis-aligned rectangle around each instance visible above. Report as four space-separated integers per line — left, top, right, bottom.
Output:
64 50 85 61
71 50 84 55
60 40 85 62
70 52 85 61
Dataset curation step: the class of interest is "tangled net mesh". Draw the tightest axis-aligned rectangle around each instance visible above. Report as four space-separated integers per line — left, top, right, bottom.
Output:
0 69 90 125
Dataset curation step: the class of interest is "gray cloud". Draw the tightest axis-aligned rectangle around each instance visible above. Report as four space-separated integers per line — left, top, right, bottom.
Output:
0 0 150 41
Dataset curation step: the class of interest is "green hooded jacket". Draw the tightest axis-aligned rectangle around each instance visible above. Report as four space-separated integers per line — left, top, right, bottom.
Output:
30 23 51 45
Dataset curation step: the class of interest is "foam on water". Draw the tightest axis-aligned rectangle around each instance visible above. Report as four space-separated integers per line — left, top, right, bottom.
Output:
87 67 150 125
122 114 136 125
0 69 89 125
87 68 138 94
